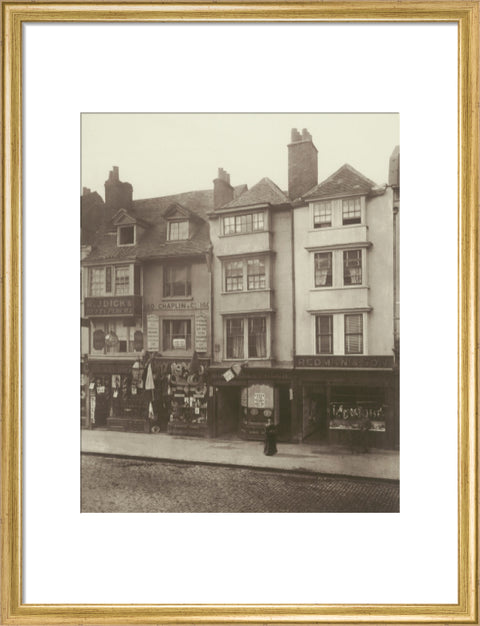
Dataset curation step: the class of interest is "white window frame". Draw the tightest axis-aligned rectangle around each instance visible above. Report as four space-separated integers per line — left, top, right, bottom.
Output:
224 314 270 360
167 220 189 241
222 211 266 236
313 201 332 228
117 224 136 247
223 256 268 292
344 313 364 355
162 318 193 351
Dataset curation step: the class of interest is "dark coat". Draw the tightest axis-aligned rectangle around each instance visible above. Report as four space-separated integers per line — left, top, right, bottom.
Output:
264 423 278 456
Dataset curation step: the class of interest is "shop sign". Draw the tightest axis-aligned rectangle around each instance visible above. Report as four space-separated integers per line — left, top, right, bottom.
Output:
247 384 274 409
146 301 209 311
85 295 142 317
295 355 394 369
147 314 159 351
194 314 208 352
253 392 266 408
223 369 235 382
173 338 186 349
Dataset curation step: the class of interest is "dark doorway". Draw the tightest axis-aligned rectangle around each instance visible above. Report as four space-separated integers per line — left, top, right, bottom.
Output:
277 385 292 440
215 387 241 437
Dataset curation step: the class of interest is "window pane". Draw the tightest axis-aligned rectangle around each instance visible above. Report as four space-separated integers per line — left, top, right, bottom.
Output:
226 318 244 359
248 317 266 358
164 264 191 297
342 197 361 225
225 261 243 291
119 226 134 245
345 314 363 354
343 249 362 285
252 212 265 231
163 319 191 350
115 266 130 295
90 268 104 296
247 258 266 290
313 202 332 228
314 252 332 287
169 221 188 240
223 216 235 235
316 315 333 354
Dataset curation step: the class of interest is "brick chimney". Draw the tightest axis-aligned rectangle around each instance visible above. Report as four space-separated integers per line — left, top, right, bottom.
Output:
104 166 133 213
288 128 318 200
213 168 234 209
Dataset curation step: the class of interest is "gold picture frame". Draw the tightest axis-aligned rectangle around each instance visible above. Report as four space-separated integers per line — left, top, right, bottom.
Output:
2 2 478 623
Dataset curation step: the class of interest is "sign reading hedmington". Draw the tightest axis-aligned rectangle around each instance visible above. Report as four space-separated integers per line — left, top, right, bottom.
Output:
294 355 395 369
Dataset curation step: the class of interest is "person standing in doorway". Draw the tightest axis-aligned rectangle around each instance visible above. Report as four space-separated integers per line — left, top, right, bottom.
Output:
264 418 278 456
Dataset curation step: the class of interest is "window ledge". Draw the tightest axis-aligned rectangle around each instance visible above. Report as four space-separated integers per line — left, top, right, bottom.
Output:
219 230 270 238
221 289 273 296
310 285 369 291
161 296 194 301
308 224 367 233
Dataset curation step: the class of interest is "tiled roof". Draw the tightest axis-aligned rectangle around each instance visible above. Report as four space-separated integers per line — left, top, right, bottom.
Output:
303 164 378 200
222 177 290 209
83 189 214 264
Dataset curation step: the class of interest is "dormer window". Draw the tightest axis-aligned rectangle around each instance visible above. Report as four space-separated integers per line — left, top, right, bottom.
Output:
118 225 135 246
168 220 189 241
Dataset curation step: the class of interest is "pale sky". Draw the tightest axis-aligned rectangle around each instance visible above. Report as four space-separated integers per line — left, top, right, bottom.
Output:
81 113 399 201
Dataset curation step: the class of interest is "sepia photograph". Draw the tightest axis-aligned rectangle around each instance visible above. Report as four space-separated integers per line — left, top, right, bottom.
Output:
80 113 400 513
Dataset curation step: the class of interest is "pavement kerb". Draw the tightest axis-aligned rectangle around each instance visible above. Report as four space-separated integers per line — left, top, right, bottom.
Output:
81 429 400 482
81 449 400 484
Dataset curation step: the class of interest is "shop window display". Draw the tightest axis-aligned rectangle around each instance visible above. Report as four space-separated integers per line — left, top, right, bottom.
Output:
166 355 208 436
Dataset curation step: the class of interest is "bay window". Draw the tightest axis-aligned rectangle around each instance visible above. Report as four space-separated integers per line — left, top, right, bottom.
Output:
222 211 265 235
223 256 267 292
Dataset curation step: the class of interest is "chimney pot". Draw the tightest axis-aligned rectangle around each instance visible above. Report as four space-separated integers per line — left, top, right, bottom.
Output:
288 128 318 200
214 168 234 208
291 128 301 143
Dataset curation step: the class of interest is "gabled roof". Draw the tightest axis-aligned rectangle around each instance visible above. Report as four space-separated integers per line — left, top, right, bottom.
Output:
83 189 214 264
222 177 290 209
163 202 204 222
112 208 150 229
303 164 378 200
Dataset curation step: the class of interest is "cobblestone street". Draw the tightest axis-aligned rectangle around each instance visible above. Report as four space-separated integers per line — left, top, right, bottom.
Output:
81 454 399 512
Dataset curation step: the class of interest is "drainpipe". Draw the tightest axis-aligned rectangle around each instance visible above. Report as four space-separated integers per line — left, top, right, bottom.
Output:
290 204 298 441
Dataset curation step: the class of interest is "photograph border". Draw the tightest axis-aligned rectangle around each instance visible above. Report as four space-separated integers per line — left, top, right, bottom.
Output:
2 2 478 623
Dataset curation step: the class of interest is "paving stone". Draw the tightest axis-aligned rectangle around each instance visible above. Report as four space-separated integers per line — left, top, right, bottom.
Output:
81 454 399 513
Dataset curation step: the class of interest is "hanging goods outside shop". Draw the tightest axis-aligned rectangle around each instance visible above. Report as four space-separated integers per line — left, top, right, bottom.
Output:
166 352 208 436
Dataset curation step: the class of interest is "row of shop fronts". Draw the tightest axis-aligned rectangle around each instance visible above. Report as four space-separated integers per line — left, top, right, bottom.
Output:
81 354 399 449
